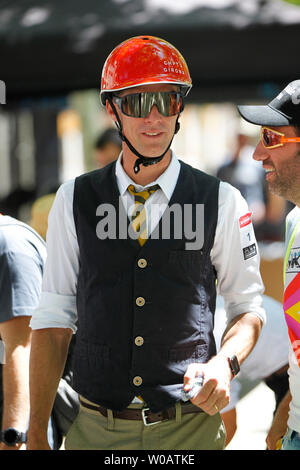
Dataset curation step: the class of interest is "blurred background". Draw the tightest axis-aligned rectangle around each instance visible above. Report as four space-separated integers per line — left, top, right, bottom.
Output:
1 0 300 301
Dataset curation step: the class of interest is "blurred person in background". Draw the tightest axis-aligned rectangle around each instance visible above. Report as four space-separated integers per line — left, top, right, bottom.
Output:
217 131 266 227
30 194 56 241
238 79 300 450
0 188 36 221
94 128 122 169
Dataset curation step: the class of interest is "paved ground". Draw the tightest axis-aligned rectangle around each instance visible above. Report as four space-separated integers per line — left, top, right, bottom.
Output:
226 381 276 450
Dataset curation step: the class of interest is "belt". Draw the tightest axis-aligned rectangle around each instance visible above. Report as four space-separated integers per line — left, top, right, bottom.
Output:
79 397 203 426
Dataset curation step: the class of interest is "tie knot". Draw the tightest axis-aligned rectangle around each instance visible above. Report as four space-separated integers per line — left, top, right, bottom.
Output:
128 184 160 202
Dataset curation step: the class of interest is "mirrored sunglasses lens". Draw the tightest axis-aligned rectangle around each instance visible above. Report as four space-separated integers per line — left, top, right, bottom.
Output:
156 93 182 116
122 95 141 117
141 93 154 117
121 93 182 117
171 93 183 115
262 128 281 147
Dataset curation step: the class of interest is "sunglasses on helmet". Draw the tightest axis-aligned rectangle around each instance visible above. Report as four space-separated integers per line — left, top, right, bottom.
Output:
112 91 184 118
261 126 300 149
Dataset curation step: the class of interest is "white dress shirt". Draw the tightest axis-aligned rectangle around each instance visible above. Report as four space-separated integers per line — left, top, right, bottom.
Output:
30 152 265 332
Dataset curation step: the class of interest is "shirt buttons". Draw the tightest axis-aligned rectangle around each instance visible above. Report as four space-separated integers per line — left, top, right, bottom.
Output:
136 297 145 307
133 376 143 386
135 336 144 346
137 258 147 268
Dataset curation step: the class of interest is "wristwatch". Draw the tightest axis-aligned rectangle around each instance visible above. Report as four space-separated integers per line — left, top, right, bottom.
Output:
0 428 27 446
228 355 240 377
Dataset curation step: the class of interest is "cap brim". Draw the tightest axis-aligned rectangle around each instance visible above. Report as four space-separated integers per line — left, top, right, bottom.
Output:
237 104 291 126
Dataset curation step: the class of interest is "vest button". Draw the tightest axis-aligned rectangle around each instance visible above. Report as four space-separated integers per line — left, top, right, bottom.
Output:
135 336 144 346
136 297 145 307
137 258 147 268
133 376 143 386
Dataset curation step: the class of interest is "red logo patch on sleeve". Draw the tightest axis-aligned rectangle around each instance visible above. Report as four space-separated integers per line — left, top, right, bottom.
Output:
239 212 252 228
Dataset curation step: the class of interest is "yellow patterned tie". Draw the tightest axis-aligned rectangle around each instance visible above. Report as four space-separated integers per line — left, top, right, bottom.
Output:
128 184 160 246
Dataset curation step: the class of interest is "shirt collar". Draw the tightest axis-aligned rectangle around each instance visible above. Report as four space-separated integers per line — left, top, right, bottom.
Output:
115 151 180 202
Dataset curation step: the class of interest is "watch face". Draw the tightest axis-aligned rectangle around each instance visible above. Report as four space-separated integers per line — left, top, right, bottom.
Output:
3 428 19 445
230 355 240 375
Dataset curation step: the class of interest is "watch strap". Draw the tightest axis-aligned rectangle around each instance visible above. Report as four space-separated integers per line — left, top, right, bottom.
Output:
228 355 240 377
18 431 27 443
0 428 27 445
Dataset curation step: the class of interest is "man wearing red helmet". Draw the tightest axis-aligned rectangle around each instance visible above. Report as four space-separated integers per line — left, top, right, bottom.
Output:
27 36 265 450
100 36 191 176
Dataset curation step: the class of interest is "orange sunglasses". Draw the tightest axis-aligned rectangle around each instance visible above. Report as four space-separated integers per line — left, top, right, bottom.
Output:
261 126 300 149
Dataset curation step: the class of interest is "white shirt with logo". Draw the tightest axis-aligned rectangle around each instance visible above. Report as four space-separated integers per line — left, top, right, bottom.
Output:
30 152 265 331
284 205 300 433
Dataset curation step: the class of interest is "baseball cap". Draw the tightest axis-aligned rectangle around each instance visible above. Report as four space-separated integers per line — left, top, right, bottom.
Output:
238 79 300 126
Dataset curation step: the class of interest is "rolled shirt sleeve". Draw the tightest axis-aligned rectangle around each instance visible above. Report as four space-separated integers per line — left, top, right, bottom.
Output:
0 251 44 321
30 180 79 332
30 292 78 333
211 181 265 325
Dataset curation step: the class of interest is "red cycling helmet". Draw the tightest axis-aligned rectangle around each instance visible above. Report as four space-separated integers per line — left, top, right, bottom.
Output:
100 35 192 104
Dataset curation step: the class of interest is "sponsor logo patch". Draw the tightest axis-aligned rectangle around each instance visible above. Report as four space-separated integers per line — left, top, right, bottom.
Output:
243 243 257 260
239 212 252 228
287 246 300 273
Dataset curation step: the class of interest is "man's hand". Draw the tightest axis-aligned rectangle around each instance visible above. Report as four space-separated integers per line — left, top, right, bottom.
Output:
184 311 262 415
266 390 291 450
266 423 287 451
183 355 231 415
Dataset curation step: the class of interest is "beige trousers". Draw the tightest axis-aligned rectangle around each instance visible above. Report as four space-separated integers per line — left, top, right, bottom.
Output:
64 397 226 450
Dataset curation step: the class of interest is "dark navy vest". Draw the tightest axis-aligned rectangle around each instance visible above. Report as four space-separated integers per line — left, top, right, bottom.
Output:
72 160 220 412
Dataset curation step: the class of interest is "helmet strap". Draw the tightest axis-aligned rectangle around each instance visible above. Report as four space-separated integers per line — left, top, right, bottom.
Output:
107 96 180 174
